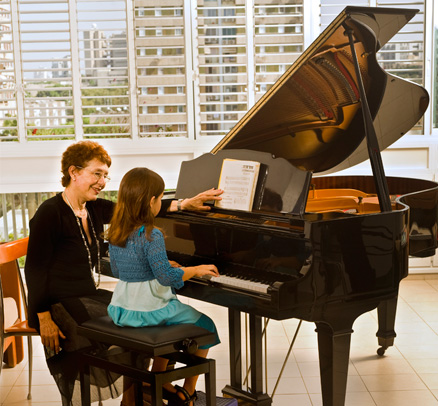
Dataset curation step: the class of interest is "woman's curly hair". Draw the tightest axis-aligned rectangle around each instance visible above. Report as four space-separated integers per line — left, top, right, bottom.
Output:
61 141 111 187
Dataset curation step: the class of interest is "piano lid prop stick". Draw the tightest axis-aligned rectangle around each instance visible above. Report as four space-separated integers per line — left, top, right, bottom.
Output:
343 25 392 213
271 319 303 399
243 318 271 388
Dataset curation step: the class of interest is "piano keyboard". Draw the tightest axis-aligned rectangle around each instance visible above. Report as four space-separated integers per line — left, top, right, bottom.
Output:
166 251 287 296
196 274 270 294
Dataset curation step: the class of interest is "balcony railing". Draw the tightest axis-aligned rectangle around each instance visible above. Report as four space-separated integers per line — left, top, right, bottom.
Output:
0 191 117 242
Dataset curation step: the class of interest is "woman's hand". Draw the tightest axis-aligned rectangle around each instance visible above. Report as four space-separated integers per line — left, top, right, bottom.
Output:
180 188 224 212
38 311 66 354
169 260 181 268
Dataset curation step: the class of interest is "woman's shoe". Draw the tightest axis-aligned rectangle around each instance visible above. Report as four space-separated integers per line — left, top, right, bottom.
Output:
162 387 182 405
165 385 197 406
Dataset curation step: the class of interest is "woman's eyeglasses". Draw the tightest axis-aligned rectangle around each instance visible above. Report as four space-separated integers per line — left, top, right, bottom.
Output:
76 166 111 182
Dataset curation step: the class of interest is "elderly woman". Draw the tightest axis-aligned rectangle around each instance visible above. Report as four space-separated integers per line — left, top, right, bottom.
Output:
24 140 222 406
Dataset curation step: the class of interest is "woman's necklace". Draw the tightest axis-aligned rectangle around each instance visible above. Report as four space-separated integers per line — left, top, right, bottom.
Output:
63 191 100 287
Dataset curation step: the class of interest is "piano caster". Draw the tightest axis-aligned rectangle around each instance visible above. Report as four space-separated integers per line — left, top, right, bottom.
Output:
377 346 387 356
376 297 397 357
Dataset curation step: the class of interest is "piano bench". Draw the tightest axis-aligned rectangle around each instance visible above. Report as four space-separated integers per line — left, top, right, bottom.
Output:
76 315 216 406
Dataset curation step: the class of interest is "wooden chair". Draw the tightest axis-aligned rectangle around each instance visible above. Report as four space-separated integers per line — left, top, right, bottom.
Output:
0 237 38 400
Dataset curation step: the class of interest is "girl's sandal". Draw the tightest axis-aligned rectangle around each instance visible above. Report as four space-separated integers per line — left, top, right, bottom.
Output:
166 385 198 406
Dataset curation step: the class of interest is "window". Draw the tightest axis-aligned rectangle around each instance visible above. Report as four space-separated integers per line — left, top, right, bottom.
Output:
134 2 187 138
320 0 426 134
0 0 433 143
196 2 248 136
20 0 74 140
434 6 438 128
254 1 304 102
78 0 130 138
0 1 17 140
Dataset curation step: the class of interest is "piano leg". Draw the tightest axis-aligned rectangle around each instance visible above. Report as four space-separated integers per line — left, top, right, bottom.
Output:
376 295 398 356
229 308 242 389
315 322 353 406
249 314 265 397
222 309 272 406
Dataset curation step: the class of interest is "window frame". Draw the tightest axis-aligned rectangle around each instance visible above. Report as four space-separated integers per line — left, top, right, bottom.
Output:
0 0 436 187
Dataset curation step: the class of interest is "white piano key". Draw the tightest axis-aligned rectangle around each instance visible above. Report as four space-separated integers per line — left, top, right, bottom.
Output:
210 274 270 294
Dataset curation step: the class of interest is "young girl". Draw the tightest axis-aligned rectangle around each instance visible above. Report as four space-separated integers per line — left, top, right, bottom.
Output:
106 167 220 406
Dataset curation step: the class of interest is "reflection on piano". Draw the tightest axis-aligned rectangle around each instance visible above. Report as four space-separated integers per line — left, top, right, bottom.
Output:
154 6 438 406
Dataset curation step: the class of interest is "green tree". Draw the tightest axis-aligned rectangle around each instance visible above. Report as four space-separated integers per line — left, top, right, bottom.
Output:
1 115 18 137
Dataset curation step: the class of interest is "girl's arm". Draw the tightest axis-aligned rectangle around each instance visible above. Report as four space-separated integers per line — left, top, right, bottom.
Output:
148 230 184 288
148 230 218 287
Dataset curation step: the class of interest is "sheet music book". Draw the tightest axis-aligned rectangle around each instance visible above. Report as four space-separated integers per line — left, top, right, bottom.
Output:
215 159 261 211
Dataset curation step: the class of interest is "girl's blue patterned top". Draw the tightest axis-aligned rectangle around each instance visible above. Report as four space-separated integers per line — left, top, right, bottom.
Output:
109 227 184 289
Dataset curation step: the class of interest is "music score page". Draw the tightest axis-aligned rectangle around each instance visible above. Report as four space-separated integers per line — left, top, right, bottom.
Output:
215 158 261 211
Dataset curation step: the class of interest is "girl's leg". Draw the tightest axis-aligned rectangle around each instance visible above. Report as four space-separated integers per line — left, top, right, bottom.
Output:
122 357 170 405
176 348 209 405
151 356 169 372
151 357 175 392
120 376 136 405
164 302 219 404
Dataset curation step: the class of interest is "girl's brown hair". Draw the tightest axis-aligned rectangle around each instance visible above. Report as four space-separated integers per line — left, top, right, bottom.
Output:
106 167 165 247
61 141 112 187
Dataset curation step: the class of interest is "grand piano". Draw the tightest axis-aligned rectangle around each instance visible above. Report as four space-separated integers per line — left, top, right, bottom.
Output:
154 6 438 406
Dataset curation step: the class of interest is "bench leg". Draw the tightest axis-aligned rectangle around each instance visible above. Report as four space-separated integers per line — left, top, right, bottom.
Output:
205 359 216 406
151 376 163 406
80 363 91 406
134 380 143 406
135 377 164 406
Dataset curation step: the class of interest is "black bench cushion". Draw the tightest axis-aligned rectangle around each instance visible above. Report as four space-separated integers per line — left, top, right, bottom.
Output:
77 315 215 357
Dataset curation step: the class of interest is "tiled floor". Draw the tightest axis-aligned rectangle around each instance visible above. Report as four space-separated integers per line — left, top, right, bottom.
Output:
1 276 438 405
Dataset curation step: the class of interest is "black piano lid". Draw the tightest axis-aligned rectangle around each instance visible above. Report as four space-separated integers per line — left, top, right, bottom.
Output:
210 6 429 175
